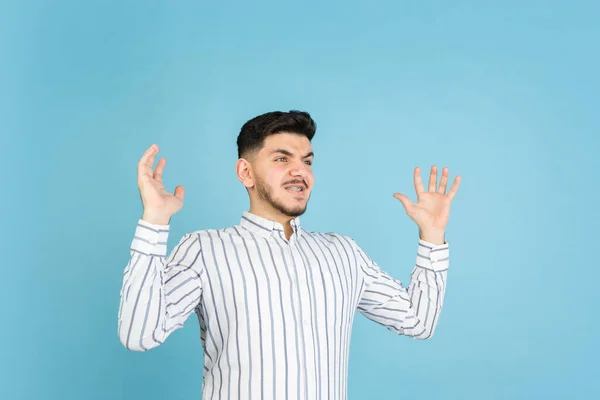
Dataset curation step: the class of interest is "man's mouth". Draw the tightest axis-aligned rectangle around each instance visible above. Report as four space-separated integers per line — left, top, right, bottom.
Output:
284 185 306 193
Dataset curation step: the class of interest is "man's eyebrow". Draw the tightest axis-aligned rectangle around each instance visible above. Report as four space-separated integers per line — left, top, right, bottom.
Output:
270 149 314 158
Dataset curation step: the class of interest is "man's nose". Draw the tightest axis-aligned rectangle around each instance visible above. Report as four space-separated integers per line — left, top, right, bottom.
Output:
290 162 309 176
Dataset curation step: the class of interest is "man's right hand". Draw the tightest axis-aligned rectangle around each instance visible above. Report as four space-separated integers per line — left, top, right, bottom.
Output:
137 144 184 225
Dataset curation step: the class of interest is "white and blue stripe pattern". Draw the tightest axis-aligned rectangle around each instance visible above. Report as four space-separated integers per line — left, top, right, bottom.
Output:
118 210 450 399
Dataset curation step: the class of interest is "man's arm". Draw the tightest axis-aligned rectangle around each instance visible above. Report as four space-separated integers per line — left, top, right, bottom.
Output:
117 219 204 351
354 238 449 339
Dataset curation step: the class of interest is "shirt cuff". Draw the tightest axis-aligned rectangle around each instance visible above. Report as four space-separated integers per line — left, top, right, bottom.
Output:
130 219 170 257
416 239 449 272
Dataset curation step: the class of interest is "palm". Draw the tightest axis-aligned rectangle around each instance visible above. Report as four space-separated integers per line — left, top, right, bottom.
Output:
393 166 460 231
407 191 451 230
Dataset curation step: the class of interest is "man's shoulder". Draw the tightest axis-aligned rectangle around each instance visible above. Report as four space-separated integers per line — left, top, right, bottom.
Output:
299 227 357 245
184 226 239 238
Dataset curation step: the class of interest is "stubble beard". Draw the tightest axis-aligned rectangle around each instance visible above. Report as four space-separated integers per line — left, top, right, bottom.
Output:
255 175 308 218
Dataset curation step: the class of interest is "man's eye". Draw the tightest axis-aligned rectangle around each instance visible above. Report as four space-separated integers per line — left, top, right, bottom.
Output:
274 157 311 165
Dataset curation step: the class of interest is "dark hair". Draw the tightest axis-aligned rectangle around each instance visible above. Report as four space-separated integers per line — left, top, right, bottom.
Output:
237 110 316 159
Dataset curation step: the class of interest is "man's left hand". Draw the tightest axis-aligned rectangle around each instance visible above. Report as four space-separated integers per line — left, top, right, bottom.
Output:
393 166 461 244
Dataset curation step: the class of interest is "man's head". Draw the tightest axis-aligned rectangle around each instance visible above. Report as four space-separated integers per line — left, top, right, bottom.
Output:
236 110 316 219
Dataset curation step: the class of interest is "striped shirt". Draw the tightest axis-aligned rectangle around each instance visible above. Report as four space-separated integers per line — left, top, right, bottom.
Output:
118 210 450 400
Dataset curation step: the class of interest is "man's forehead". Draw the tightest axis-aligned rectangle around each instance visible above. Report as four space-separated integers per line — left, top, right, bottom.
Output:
263 133 313 154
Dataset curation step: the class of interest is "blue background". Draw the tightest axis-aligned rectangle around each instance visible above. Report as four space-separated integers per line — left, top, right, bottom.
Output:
2 1 599 399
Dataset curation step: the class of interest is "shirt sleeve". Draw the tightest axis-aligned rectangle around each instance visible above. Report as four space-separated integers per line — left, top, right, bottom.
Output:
354 238 450 339
118 219 204 351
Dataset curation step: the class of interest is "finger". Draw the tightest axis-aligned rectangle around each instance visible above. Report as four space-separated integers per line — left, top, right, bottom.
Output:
138 144 158 179
174 185 185 201
153 157 166 182
414 167 425 194
428 165 437 192
145 145 159 175
438 167 449 194
393 193 412 212
447 176 461 200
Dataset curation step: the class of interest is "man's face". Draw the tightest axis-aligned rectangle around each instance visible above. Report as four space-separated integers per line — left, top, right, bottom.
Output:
252 132 314 218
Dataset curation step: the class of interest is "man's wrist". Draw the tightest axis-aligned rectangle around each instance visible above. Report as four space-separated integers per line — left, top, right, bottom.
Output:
419 228 445 245
141 210 171 226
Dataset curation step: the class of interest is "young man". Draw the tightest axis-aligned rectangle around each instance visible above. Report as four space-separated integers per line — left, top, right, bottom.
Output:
118 110 460 400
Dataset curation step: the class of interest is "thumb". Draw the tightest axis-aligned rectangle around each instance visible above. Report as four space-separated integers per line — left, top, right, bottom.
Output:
174 185 185 201
393 193 412 211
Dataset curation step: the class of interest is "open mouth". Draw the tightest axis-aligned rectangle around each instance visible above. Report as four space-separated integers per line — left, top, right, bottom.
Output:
284 185 306 194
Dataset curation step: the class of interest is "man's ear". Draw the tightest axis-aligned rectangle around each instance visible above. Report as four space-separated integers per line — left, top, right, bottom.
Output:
236 158 255 188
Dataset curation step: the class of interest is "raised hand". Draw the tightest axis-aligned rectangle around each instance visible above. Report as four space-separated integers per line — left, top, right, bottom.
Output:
137 144 185 225
393 166 460 243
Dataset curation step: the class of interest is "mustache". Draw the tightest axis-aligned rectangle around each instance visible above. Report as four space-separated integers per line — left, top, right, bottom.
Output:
282 180 307 188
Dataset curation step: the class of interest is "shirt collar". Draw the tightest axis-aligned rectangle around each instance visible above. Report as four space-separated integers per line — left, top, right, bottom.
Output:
239 210 302 239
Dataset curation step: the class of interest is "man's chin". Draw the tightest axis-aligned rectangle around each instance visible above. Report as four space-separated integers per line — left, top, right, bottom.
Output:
280 204 307 218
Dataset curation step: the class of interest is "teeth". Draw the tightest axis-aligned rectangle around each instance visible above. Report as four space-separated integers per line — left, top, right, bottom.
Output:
287 186 303 192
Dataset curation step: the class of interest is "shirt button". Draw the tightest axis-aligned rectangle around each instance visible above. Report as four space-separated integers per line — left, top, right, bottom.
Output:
303 319 309 326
